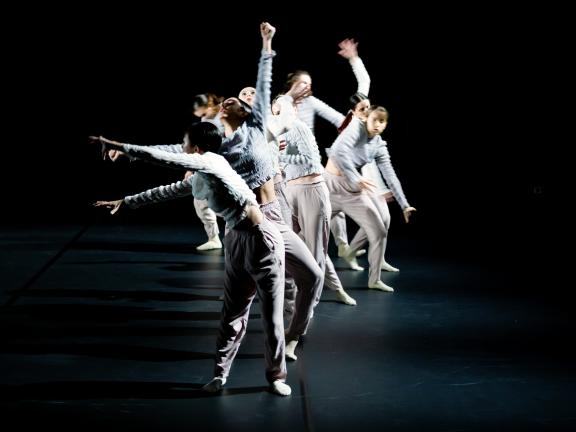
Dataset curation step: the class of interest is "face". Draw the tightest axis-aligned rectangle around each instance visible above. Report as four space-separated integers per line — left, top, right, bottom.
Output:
294 74 311 88
238 87 256 106
353 99 371 121
366 111 388 137
220 97 250 121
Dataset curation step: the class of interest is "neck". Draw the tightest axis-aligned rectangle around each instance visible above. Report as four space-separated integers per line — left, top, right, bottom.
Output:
222 119 242 137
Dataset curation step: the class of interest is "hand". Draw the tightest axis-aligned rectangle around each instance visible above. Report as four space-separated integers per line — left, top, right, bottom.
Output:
107 149 125 162
288 81 312 104
88 135 107 160
183 170 194 180
337 38 358 60
260 22 276 41
403 206 417 223
94 199 124 215
89 136 123 160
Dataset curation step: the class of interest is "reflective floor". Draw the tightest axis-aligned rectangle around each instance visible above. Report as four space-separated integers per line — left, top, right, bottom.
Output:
1 223 572 431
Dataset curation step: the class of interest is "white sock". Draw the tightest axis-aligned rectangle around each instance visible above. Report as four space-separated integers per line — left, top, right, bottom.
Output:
285 339 298 361
368 280 394 292
344 256 364 271
196 236 222 251
335 289 357 306
381 260 399 272
202 377 226 393
270 380 292 396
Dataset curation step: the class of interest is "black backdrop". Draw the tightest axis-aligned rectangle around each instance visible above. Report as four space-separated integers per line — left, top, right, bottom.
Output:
3 4 559 262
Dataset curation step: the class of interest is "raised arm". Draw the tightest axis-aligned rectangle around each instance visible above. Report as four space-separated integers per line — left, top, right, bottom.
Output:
338 38 370 96
251 22 276 129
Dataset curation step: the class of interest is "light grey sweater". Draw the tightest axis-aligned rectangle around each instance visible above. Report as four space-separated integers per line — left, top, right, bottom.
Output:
271 95 324 181
328 116 410 210
112 144 257 229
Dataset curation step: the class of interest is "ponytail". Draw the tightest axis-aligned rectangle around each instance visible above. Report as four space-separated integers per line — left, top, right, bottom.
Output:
337 110 355 134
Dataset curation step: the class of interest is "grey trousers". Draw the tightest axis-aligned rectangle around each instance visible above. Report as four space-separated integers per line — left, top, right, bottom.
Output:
348 195 391 258
330 194 391 258
214 217 287 384
194 198 219 239
325 172 387 286
285 180 344 302
260 200 323 341
330 211 348 248
273 174 293 232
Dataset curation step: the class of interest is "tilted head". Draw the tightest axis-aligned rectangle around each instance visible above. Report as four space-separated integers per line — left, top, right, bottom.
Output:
219 97 252 124
350 92 371 121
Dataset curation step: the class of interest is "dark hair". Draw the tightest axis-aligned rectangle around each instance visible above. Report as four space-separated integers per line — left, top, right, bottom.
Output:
349 92 369 110
238 98 253 114
185 122 222 153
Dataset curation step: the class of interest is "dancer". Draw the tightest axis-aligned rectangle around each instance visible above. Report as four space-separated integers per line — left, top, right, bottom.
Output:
93 121 290 396
325 106 416 292
190 92 224 250
324 39 404 273
105 92 225 251
216 23 323 362
269 92 357 307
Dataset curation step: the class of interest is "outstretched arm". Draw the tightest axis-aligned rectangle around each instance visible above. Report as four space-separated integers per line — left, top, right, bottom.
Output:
94 137 208 172
94 177 194 214
93 137 258 205
89 136 184 164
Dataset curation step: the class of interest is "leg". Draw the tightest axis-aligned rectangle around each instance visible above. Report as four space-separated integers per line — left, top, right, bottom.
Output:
330 211 349 256
208 233 257 389
288 182 356 307
194 198 222 250
261 201 323 357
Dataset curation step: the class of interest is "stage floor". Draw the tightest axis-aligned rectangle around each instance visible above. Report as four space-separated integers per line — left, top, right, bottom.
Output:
1 223 573 431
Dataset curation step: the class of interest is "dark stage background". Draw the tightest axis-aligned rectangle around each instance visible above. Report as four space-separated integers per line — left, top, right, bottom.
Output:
3 5 559 265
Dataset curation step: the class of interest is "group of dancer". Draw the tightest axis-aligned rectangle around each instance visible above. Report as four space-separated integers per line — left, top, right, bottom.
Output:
91 22 415 397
